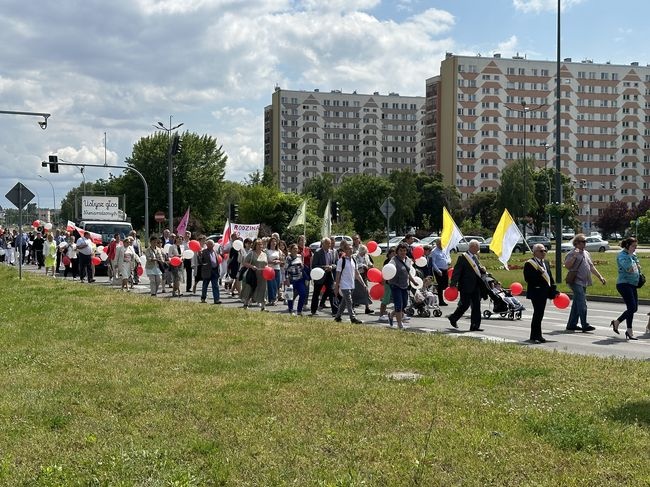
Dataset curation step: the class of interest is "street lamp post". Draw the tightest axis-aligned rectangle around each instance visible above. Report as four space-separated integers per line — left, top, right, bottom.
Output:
38 174 56 223
154 116 184 231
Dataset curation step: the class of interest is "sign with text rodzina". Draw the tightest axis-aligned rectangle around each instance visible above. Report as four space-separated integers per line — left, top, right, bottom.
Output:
81 196 121 220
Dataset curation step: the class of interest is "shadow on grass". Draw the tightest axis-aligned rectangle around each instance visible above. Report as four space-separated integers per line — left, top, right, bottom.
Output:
607 399 650 427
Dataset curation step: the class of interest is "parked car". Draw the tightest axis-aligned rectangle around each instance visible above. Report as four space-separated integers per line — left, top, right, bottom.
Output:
480 238 492 253
377 236 420 254
309 235 353 252
419 236 438 246
454 236 485 253
513 235 552 252
561 236 610 253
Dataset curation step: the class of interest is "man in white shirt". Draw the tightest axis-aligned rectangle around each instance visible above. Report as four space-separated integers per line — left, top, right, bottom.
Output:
334 241 366 324
76 232 95 283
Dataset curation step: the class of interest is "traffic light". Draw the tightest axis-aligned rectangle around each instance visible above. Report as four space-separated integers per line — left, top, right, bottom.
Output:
48 155 59 173
171 134 182 155
229 203 239 222
331 200 340 222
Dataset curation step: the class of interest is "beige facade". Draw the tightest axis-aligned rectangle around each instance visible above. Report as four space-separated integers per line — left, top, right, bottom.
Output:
265 88 425 193
425 53 650 231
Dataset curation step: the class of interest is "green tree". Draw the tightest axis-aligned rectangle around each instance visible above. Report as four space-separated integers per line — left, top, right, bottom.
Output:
416 179 461 232
388 170 419 232
336 175 392 237
594 201 630 238
302 174 335 216
465 191 499 231
496 158 536 221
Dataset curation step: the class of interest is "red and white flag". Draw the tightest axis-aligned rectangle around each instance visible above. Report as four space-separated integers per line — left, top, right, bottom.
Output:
220 218 231 246
176 207 190 236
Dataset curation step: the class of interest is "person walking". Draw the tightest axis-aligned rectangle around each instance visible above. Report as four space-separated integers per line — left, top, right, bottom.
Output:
564 233 606 332
144 236 165 296
43 233 57 277
198 239 222 304
334 241 366 324
523 243 558 343
76 231 95 283
352 244 374 314
386 243 419 329
611 237 642 340
240 238 268 311
285 243 307 316
430 238 450 306
309 237 337 316
265 236 283 306
116 237 136 291
447 239 486 331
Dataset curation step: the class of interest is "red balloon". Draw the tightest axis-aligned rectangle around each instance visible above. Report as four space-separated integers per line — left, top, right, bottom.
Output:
32 220 40 228
510 282 523 296
170 256 182 267
412 245 424 259
188 240 201 252
447 267 454 279
554 293 571 309
443 286 459 302
217 255 223 264
91 256 101 266
62 256 71 266
366 241 378 253
369 283 385 300
222 253 229 260
136 265 144 276
262 266 275 281
367 267 382 283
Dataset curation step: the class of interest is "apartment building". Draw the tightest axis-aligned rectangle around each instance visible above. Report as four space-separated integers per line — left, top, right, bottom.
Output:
425 53 650 231
265 87 425 193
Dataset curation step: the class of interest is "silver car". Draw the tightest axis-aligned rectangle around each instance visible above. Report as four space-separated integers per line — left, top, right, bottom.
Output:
561 236 610 253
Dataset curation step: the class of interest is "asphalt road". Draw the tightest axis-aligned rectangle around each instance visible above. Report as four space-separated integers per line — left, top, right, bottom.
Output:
19 264 650 361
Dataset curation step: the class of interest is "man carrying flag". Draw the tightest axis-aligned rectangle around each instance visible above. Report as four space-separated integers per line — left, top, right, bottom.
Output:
489 209 523 270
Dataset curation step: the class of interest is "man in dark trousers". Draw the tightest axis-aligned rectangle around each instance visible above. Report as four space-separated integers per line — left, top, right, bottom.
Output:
523 243 558 343
310 237 337 316
447 239 486 331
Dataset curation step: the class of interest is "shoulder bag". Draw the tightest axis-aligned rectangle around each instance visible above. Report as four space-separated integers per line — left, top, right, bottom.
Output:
637 273 646 289
565 254 583 285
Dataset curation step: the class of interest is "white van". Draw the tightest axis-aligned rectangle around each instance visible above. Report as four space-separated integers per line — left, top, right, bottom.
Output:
79 220 133 246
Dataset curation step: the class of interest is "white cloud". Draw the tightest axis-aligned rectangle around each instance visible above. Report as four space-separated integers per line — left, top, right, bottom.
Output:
495 35 520 57
512 0 585 13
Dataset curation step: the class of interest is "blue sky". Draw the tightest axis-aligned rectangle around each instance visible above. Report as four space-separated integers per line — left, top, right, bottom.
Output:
1 0 648 213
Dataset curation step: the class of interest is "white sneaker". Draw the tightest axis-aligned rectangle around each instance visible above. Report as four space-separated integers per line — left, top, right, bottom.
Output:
290 311 297 317
403 315 411 321
378 315 389 322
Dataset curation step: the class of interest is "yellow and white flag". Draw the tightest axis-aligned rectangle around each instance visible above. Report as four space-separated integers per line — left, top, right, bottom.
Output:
441 207 463 257
321 199 331 239
288 199 307 228
489 209 521 270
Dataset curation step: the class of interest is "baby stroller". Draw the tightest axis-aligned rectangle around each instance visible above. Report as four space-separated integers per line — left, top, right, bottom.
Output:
404 276 443 318
482 275 524 321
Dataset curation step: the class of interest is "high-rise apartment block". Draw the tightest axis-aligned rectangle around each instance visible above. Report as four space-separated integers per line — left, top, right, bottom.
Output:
426 53 649 231
265 88 425 193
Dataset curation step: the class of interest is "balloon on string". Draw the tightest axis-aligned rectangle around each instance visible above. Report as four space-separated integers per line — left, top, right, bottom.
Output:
367 267 382 283
100 252 108 261
370 247 382 257
553 293 570 309
369 283 385 300
91 256 101 266
58 241 67 249
443 286 459 302
409 264 416 277
170 256 182 267
415 256 427 267
32 220 40 228
412 245 424 259
163 243 171 254
412 276 423 289
97 245 104 253
188 240 201 252
44 222 53 231
232 239 244 251
62 256 71 266
262 266 275 281
366 241 378 253
182 249 194 259
310 267 325 280
136 265 144 276
382 263 396 280
510 282 523 296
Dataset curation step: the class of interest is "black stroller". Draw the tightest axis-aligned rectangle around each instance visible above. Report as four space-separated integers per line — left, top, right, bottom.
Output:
481 274 524 321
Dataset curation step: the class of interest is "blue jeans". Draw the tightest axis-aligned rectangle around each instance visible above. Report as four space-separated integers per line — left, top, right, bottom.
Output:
390 285 409 313
616 282 638 329
287 279 307 313
567 283 588 329
201 267 220 303
267 269 280 303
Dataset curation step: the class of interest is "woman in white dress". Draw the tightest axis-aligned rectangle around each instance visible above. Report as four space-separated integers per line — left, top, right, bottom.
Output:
117 237 136 291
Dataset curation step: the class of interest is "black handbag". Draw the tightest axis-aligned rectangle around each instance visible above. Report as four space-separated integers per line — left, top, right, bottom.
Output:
244 268 257 288
637 273 646 289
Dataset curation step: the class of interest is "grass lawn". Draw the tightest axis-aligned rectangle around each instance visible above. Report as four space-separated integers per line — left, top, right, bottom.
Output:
0 266 649 485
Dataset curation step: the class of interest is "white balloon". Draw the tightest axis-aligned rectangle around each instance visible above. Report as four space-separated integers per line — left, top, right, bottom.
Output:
0 249 5 257
97 245 104 253
140 255 147 266
44 222 53 230
310 267 325 280
412 276 423 289
182 249 194 259
163 243 171 254
409 264 417 277
415 256 427 267
382 263 396 280
100 252 108 261
370 247 382 257
58 241 68 249
232 239 244 251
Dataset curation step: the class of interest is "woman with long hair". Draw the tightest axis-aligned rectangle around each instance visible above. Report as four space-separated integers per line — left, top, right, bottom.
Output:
241 239 269 311
611 237 641 340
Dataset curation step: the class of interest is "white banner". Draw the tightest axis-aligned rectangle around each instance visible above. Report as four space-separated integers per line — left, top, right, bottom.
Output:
81 196 120 220
231 223 259 240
